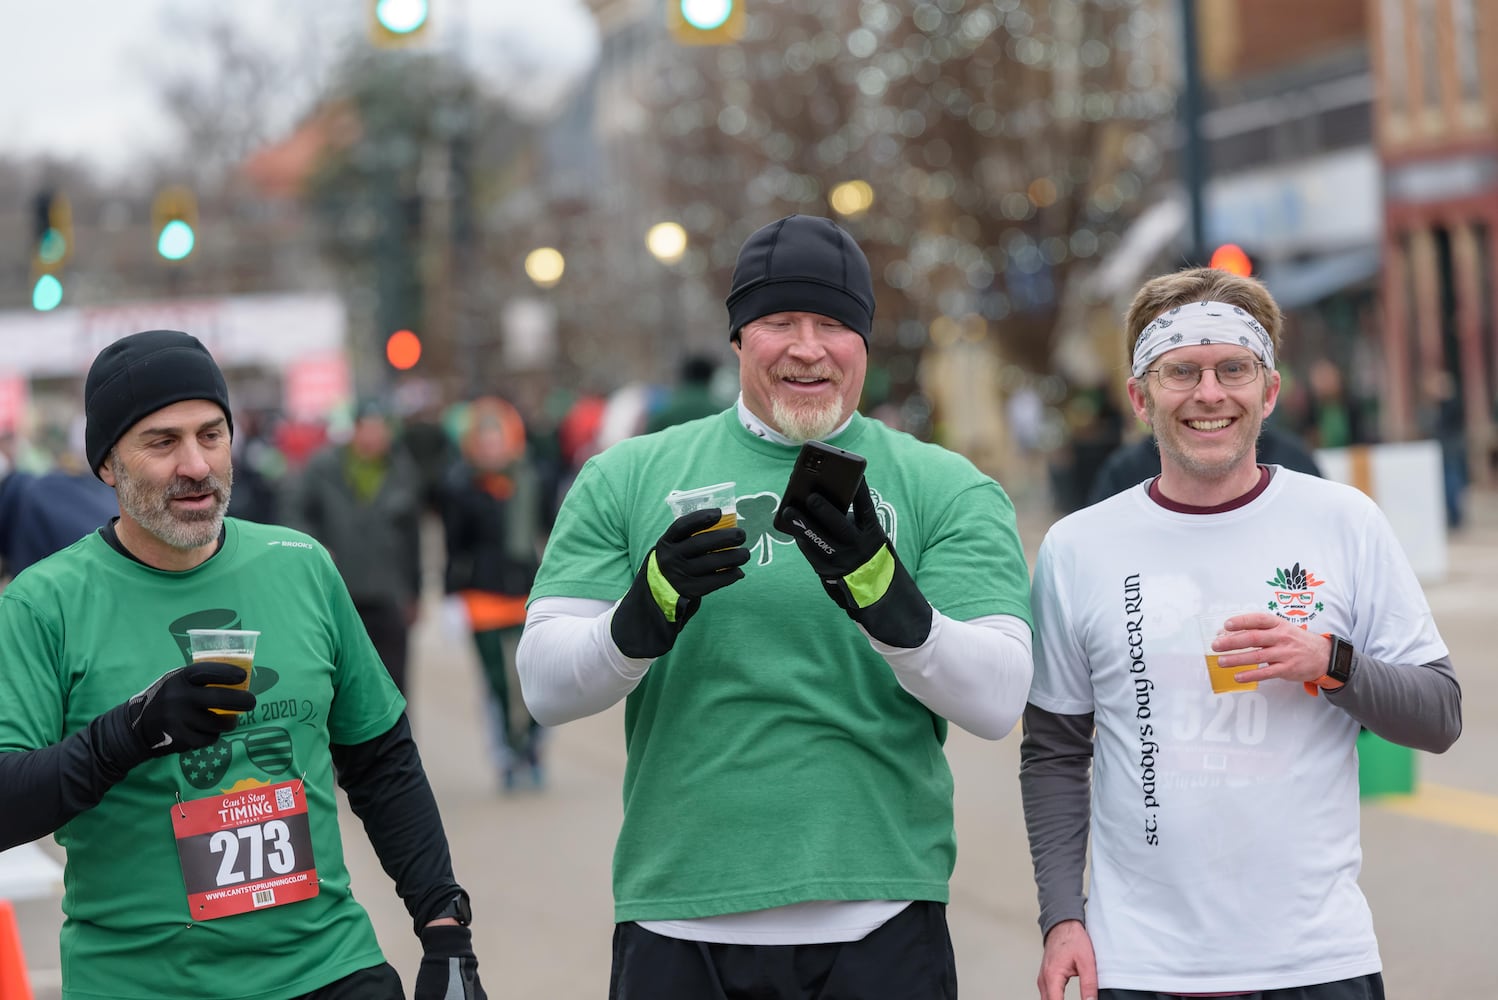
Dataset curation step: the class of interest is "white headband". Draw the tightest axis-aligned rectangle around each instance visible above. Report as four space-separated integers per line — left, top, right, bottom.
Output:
1130 300 1275 378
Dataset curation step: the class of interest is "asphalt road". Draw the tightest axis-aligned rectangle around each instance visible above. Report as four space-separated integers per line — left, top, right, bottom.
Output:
10 489 1497 998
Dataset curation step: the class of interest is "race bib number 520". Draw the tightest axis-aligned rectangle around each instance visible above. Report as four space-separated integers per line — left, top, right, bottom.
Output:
171 779 319 920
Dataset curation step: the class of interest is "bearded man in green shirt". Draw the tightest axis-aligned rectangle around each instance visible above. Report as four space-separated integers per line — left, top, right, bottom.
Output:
0 330 485 1000
518 215 1035 999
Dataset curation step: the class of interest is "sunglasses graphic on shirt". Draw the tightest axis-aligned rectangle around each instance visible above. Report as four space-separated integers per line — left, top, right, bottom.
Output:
177 727 294 789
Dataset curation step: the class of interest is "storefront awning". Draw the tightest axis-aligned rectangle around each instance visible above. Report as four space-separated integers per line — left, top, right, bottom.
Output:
1258 246 1381 310
1086 195 1187 302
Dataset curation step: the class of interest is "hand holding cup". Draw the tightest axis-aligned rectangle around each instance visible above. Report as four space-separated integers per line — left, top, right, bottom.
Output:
1196 613 1261 695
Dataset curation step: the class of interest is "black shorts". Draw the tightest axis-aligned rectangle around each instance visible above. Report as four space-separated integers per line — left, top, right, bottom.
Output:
609 900 957 1000
292 962 403 1000
1100 972 1385 1000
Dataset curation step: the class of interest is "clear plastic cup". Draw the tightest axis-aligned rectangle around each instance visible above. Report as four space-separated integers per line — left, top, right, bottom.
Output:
664 481 737 531
1195 613 1259 694
186 628 260 713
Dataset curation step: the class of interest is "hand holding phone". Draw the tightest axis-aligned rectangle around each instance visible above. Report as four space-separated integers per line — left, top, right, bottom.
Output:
777 445 933 648
773 441 868 535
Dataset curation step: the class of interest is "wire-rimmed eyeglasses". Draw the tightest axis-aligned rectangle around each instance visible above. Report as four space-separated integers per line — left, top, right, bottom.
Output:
1144 359 1264 390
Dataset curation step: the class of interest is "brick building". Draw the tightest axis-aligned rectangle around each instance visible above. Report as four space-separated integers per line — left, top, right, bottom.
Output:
1371 0 1496 483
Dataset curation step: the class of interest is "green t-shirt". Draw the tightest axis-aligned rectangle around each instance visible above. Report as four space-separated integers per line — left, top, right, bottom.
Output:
530 410 1033 921
0 519 406 1000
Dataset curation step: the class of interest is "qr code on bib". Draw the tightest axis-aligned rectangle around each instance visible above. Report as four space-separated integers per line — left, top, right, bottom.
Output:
276 787 295 811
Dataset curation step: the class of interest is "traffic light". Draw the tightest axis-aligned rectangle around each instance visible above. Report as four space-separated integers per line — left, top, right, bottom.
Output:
31 190 72 312
385 329 422 371
31 273 63 312
370 0 430 47
667 0 745 45
33 191 72 270
152 185 198 261
1208 243 1254 277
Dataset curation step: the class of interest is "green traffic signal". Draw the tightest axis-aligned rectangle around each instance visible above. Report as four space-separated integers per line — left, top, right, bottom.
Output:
668 0 743 44
375 0 429 34
32 274 63 312
32 191 73 273
37 227 68 267
681 0 733 30
152 185 199 262
157 219 196 261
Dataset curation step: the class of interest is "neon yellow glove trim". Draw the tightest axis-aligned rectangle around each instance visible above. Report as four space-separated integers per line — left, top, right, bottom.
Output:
646 550 683 622
844 544 895 610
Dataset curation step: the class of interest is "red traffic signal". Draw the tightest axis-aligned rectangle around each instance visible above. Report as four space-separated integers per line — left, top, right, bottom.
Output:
1209 243 1253 277
386 329 422 370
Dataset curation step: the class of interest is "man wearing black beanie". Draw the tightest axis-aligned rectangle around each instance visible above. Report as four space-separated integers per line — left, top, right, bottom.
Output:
83 329 237 565
520 215 1035 998
0 330 488 1000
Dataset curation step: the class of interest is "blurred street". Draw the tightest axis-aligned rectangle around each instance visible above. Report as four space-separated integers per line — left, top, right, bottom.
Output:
9 487 1495 999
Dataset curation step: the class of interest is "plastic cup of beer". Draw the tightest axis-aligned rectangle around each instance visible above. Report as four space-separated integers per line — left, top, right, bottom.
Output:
1195 614 1259 694
665 481 737 532
186 628 260 713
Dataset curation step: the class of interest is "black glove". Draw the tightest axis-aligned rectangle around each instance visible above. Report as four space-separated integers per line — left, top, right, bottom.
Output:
610 507 750 658
415 924 487 1000
781 479 933 648
123 662 257 761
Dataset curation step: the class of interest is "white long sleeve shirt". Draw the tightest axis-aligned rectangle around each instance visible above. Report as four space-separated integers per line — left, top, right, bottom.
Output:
519 597 1032 739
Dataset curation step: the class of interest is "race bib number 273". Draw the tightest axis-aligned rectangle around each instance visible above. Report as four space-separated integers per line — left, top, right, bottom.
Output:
172 779 319 921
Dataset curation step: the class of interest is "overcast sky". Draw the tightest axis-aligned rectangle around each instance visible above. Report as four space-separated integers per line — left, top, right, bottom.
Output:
2 0 600 178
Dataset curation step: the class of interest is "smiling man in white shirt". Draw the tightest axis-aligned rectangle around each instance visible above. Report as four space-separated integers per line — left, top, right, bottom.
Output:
1020 268 1463 1000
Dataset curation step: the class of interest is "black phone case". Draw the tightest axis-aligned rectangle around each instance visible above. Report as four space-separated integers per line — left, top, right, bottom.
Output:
773 441 868 534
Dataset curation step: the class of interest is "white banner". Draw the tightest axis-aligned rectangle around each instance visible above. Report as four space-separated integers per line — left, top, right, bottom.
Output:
0 292 346 378
1315 441 1447 583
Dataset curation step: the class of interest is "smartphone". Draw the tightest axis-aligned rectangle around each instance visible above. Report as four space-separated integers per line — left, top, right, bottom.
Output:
773 440 868 534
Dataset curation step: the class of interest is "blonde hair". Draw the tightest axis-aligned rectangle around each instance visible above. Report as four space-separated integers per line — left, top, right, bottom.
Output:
1123 267 1284 360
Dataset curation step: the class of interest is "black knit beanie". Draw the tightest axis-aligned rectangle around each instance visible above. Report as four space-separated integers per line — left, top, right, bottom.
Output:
725 215 874 344
84 330 233 479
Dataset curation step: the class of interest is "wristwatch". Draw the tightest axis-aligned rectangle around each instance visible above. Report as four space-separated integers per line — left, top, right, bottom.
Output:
1326 634 1356 685
432 890 472 927
1305 633 1356 695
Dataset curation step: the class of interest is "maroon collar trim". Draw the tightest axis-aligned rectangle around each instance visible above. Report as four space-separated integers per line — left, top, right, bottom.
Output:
1147 466 1273 513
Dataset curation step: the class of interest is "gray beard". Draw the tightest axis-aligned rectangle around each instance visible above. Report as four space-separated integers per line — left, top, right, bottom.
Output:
113 454 233 551
769 396 844 443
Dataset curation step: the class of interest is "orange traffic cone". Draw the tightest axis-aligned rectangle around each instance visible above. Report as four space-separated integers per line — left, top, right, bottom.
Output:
0 900 34 1000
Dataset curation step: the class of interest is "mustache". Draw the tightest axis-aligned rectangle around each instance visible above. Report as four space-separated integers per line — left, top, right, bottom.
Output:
773 367 841 384
164 475 226 500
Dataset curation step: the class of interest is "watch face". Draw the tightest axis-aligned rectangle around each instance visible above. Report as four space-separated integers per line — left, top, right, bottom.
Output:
1330 636 1355 682
433 892 472 926
452 893 472 926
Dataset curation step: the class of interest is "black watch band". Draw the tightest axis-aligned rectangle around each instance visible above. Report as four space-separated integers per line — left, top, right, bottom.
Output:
1326 634 1356 685
433 890 472 927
